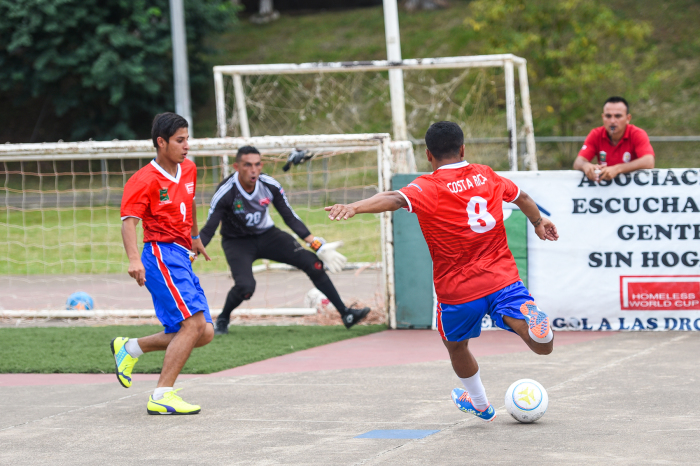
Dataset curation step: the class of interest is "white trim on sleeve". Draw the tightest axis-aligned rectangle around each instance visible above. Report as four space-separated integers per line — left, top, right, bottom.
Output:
509 187 521 203
121 215 142 221
396 190 413 213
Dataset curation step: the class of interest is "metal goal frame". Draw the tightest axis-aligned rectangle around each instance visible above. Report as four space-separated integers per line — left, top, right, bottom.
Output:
213 54 538 171
0 134 401 326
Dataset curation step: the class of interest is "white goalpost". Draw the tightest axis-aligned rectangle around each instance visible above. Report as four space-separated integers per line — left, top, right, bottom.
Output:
213 54 538 171
0 134 403 326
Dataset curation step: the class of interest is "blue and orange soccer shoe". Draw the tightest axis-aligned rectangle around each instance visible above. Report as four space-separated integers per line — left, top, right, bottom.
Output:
451 388 496 422
147 389 201 415
519 300 551 340
110 337 138 388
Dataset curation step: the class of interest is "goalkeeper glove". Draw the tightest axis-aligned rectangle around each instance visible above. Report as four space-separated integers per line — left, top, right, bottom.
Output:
308 237 347 273
282 149 313 172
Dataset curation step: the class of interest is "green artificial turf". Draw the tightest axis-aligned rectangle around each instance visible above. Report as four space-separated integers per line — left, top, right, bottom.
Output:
0 204 380 275
0 324 386 374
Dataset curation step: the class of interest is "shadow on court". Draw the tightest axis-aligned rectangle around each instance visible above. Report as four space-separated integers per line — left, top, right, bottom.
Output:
1 330 697 465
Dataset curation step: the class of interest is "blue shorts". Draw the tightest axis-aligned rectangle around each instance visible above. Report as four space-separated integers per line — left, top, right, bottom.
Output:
142 242 212 334
437 281 533 342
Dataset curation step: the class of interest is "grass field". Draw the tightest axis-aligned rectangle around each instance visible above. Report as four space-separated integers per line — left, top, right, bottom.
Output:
0 324 386 374
194 0 700 170
0 204 381 275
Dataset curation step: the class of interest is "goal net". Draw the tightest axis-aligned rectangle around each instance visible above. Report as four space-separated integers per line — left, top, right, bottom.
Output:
214 55 537 172
0 135 400 325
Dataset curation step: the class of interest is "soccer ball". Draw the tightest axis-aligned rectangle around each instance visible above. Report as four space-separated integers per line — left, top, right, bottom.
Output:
505 379 548 423
66 291 94 311
303 288 332 311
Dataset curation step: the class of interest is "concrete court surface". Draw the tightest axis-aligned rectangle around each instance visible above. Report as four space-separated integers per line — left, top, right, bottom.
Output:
0 269 383 311
1 331 698 465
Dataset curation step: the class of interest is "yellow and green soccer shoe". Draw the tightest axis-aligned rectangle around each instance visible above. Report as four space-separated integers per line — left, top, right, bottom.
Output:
147 389 201 415
110 337 138 388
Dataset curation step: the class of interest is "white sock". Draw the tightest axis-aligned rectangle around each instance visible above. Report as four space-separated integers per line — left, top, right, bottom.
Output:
529 327 554 344
153 387 174 401
125 338 143 358
460 369 489 411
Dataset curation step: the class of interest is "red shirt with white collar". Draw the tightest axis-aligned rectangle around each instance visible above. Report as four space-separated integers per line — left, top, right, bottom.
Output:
578 124 654 166
121 158 197 250
397 161 521 304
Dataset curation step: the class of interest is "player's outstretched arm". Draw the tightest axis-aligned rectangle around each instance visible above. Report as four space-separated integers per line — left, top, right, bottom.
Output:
190 199 211 261
121 217 146 286
326 191 408 221
198 201 224 249
513 191 559 241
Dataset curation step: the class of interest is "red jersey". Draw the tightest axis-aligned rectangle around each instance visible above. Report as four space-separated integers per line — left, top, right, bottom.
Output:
121 159 197 250
578 124 654 166
398 161 521 304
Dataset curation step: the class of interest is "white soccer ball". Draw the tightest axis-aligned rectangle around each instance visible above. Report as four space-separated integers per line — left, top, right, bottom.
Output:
303 288 333 311
505 379 548 423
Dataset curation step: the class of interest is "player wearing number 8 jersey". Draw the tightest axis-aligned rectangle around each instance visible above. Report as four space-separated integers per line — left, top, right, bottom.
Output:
326 121 559 422
113 113 214 415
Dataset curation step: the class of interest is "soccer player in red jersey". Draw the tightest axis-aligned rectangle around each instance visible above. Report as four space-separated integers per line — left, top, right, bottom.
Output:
111 113 214 415
326 121 559 422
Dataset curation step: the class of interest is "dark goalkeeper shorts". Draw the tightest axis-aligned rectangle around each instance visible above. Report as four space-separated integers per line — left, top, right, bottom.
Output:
222 227 324 283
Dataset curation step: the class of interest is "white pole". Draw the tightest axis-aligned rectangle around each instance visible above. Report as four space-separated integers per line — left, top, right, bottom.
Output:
517 62 538 170
214 71 227 138
213 71 227 180
382 0 408 141
504 59 518 171
169 0 193 138
233 74 251 138
377 139 397 329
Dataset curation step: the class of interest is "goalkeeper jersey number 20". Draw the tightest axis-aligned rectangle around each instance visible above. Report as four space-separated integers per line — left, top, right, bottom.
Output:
397 161 522 305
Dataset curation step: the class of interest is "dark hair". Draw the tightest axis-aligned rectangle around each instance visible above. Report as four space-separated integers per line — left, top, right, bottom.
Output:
151 112 188 148
424 121 464 160
604 96 629 113
236 145 260 162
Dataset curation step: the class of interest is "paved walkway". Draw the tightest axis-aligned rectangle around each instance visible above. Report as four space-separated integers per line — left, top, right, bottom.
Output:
2 331 696 465
0 329 611 386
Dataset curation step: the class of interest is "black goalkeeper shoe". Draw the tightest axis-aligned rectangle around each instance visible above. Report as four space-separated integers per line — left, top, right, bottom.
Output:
342 305 370 329
214 317 229 335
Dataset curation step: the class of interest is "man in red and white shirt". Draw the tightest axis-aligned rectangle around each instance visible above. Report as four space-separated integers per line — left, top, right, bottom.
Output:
112 112 214 415
326 121 558 422
574 96 655 182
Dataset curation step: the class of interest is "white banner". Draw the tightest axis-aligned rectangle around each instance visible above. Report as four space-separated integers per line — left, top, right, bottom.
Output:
500 169 700 331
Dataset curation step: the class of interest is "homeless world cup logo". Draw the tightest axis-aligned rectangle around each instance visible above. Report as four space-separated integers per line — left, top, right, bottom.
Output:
620 275 700 311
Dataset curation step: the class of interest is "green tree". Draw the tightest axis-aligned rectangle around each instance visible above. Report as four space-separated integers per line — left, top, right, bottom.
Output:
0 0 237 142
464 0 663 135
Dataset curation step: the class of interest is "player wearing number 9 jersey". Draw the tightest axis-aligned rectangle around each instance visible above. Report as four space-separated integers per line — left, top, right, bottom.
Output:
113 113 214 415
326 121 559 422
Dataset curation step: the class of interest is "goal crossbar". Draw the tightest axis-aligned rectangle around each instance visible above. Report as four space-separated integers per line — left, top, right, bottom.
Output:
0 134 392 161
213 54 527 75
213 54 537 171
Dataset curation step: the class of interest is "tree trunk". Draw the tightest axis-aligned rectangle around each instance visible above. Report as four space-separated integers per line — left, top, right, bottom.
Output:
251 0 279 24
259 0 273 15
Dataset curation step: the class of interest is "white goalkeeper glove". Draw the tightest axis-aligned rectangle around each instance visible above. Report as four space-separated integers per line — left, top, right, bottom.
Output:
308 237 347 273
